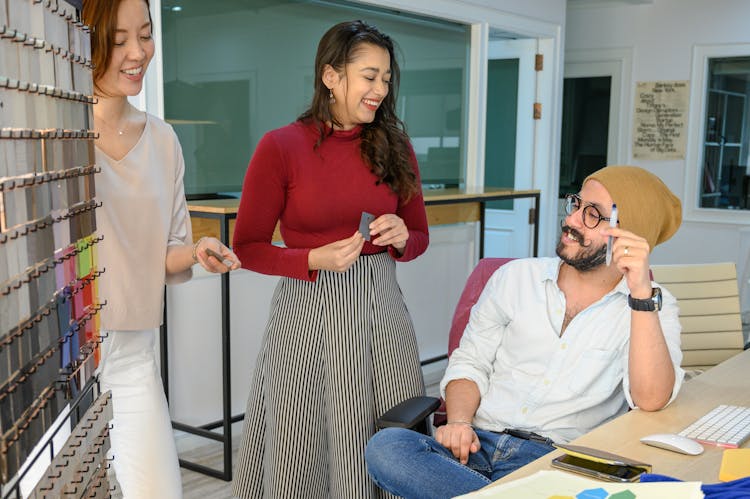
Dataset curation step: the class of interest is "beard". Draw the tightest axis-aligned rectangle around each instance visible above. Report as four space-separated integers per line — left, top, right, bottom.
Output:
556 225 607 272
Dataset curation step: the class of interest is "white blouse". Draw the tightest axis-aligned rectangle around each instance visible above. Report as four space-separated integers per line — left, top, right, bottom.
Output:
95 114 193 330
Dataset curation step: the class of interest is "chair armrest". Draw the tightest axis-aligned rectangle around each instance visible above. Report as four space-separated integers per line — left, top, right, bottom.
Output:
376 396 441 430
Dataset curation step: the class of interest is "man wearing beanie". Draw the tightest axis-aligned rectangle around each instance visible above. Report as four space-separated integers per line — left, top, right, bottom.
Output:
366 165 685 499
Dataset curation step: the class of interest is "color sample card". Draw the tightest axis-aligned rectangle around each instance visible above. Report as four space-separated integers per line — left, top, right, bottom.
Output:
453 470 703 499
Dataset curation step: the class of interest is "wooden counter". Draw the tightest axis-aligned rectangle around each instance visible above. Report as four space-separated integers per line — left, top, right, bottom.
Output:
187 186 541 257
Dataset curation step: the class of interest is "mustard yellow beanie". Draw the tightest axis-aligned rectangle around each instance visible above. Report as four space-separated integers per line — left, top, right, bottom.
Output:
584 165 682 251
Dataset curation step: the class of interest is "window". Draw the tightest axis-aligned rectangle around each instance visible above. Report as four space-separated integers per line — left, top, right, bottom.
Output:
700 56 750 210
686 45 750 222
160 0 470 197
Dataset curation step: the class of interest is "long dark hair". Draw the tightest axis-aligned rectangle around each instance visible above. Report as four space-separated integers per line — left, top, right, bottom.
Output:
298 20 419 201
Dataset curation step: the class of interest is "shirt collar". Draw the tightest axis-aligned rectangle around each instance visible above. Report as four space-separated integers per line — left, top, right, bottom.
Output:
545 257 630 297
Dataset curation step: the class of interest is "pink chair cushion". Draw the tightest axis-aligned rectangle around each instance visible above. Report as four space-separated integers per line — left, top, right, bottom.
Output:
447 258 516 356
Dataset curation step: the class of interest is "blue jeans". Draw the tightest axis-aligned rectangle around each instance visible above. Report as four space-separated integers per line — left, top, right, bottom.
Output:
365 427 555 499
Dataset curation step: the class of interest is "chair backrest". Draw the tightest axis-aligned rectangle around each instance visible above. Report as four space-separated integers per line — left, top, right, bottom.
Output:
448 258 515 356
650 262 744 373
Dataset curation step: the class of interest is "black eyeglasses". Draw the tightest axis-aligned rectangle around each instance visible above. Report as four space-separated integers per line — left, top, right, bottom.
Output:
564 193 614 229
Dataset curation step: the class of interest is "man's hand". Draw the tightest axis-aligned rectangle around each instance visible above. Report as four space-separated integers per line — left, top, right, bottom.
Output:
600 226 652 298
435 422 480 465
600 226 675 410
442 379 482 464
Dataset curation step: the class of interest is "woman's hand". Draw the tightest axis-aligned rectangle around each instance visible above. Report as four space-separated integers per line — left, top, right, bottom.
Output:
370 214 409 253
194 237 241 273
308 232 365 272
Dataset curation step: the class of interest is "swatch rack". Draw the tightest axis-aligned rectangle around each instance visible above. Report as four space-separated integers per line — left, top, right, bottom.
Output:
1 0 116 497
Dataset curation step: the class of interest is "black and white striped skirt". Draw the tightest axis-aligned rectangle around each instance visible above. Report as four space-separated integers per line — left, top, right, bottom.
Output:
232 252 425 499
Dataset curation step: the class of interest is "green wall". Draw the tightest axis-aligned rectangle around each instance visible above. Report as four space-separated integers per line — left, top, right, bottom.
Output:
485 58 519 210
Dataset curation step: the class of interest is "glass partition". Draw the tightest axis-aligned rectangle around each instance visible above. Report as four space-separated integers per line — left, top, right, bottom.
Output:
161 0 470 197
700 56 750 210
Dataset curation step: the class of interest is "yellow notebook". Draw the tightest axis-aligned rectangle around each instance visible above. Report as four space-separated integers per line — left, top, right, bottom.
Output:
719 448 750 482
554 443 652 472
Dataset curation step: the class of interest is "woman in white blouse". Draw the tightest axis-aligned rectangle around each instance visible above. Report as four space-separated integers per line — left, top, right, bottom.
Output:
82 0 240 497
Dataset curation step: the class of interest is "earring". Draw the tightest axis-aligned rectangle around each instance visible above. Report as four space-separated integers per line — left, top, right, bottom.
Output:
329 89 335 104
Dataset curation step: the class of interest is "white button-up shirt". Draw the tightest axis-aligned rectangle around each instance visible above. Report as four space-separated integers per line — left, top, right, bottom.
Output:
441 257 684 444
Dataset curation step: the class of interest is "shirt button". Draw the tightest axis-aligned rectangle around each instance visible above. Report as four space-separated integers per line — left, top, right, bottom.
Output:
561 344 567 350
544 379 550 385
522 407 528 414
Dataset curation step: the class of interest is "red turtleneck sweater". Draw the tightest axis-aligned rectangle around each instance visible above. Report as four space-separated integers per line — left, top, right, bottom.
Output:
232 120 429 281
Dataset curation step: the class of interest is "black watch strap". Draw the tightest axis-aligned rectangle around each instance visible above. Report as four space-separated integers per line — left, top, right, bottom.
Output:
628 287 662 312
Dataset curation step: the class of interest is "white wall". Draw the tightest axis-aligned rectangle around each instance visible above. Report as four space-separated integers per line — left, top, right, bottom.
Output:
465 0 566 25
566 0 750 312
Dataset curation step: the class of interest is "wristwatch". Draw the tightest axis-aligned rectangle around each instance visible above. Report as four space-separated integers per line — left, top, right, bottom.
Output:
628 287 662 312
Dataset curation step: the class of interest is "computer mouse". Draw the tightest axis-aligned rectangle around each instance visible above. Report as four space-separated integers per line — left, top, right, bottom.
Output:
640 433 705 455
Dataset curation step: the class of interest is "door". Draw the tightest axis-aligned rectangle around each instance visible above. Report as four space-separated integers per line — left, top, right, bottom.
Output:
559 59 622 227
483 38 536 258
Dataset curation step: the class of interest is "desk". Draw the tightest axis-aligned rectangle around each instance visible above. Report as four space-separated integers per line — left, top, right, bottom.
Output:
490 348 750 488
164 187 540 481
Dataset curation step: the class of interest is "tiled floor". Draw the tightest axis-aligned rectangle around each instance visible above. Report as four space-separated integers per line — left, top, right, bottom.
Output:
180 435 238 499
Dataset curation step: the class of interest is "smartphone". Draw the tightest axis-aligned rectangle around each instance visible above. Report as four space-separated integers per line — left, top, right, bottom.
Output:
550 454 645 482
359 212 376 241
205 248 232 267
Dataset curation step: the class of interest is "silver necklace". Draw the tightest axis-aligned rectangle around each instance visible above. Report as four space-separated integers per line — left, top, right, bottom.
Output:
96 108 131 136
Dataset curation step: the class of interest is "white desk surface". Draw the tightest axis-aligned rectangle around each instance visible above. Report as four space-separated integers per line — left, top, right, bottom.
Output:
490 348 750 488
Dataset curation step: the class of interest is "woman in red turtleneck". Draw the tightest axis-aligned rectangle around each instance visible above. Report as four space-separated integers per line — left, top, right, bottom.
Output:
232 20 429 499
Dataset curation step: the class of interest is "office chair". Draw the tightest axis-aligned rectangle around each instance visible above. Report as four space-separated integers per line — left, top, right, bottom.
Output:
376 258 515 434
650 262 745 377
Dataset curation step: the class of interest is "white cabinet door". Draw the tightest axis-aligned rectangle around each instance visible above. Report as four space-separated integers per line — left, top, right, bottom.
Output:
484 38 536 258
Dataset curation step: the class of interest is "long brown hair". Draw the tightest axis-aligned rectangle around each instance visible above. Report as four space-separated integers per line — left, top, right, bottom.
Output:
298 20 419 201
82 0 152 87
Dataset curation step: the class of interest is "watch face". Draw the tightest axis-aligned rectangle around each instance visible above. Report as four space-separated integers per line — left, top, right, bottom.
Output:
653 287 662 311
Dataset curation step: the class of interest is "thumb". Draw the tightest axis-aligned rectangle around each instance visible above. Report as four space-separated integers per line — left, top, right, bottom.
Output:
470 434 480 453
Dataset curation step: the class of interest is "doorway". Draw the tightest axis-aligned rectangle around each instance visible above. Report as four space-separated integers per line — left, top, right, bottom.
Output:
483 38 536 258
559 76 611 198
558 50 630 228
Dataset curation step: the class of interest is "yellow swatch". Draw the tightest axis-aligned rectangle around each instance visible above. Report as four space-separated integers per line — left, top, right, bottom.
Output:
719 448 750 482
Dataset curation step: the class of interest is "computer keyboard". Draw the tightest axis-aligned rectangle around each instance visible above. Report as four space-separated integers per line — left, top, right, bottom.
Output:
678 404 750 448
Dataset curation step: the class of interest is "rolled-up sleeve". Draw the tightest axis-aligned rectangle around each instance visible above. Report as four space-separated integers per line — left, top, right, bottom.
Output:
165 131 193 285
440 269 510 397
